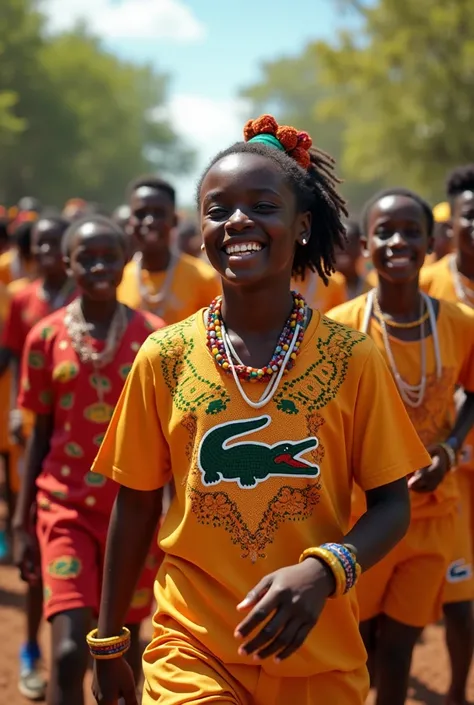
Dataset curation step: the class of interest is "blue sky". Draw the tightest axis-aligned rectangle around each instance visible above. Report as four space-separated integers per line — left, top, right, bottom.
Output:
44 0 350 206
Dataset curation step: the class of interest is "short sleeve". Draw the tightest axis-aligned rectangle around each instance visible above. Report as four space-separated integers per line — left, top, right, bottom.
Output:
18 328 54 414
2 294 23 355
352 345 431 491
92 344 171 491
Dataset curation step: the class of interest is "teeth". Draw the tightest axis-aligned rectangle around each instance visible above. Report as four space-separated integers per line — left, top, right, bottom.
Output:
224 242 263 255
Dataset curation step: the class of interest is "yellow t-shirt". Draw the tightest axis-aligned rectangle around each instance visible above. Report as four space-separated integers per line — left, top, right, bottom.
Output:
420 254 474 472
292 271 347 312
328 294 474 519
93 311 429 678
118 253 220 325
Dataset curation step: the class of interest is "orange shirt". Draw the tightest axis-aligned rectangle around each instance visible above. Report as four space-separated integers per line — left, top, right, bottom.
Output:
420 254 474 471
93 310 429 678
118 253 220 325
0 249 35 286
292 271 347 312
328 295 474 519
19 308 164 515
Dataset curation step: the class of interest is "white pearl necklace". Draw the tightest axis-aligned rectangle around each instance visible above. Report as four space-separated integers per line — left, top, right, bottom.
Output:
220 307 308 409
362 289 442 408
449 254 474 307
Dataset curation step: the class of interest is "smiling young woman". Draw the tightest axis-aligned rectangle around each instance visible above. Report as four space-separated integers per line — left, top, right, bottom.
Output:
328 187 474 705
89 116 429 705
12 215 165 705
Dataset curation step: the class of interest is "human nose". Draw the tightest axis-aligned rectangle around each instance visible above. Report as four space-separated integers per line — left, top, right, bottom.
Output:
225 208 253 232
387 231 405 248
90 260 106 273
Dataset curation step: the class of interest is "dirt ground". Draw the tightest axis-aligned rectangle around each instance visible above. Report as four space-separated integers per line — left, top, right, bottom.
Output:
0 562 472 705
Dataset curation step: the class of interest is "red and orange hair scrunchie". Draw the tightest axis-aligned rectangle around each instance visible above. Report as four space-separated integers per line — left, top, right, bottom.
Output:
243 114 312 170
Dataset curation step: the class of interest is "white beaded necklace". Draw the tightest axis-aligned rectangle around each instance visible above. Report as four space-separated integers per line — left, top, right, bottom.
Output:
220 306 308 409
134 251 178 316
449 254 474 307
362 289 442 408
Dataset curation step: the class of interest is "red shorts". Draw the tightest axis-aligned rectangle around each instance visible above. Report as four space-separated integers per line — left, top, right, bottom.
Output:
37 500 163 622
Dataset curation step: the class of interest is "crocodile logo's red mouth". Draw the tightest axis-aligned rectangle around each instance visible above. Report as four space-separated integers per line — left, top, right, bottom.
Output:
274 453 309 468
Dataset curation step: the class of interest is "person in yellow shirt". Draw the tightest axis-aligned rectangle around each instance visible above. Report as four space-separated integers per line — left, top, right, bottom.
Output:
420 165 474 705
88 115 429 705
328 187 474 705
424 201 453 266
334 219 370 300
365 201 452 289
118 176 220 324
0 208 39 285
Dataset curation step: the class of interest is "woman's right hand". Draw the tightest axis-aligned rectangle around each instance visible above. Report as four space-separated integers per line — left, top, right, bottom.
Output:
12 522 41 584
92 658 138 705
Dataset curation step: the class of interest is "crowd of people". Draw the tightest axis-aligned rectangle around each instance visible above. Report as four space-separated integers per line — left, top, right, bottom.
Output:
0 113 473 705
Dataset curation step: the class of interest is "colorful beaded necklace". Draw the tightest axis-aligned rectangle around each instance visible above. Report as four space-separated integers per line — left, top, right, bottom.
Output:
206 291 307 384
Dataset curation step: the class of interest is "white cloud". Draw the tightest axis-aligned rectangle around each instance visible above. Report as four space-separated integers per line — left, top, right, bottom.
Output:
43 0 205 41
161 94 251 206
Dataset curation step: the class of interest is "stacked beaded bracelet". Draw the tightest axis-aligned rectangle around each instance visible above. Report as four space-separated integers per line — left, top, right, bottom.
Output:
299 543 361 598
86 627 131 660
438 441 457 471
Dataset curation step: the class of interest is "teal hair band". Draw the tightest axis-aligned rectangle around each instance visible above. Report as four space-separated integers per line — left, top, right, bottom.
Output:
248 134 285 152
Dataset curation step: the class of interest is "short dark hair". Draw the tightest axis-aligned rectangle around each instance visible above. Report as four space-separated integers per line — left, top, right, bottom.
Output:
62 214 128 258
127 175 176 207
12 221 35 259
197 142 347 284
446 165 474 207
345 219 361 242
360 188 434 238
33 214 70 238
0 218 9 243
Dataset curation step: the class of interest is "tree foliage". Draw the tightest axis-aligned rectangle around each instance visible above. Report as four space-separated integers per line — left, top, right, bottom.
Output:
317 0 474 202
0 0 193 208
241 44 382 213
242 0 474 209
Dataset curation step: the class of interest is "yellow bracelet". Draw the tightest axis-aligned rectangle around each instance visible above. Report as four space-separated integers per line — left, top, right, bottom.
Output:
86 627 131 660
299 546 347 598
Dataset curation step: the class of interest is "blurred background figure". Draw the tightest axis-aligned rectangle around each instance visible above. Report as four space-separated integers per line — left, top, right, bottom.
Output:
62 197 88 221
429 201 453 264
176 219 201 259
335 219 369 299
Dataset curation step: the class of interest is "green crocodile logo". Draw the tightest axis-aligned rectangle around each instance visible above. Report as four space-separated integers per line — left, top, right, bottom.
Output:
198 416 319 489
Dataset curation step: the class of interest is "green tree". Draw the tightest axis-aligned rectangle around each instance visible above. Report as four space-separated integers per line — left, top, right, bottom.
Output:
40 30 193 208
241 44 382 213
317 0 474 202
0 0 193 209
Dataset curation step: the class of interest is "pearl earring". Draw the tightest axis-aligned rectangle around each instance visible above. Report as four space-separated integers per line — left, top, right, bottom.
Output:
200 243 205 251
302 238 308 245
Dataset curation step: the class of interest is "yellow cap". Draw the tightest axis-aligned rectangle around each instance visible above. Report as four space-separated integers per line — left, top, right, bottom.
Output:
433 201 450 223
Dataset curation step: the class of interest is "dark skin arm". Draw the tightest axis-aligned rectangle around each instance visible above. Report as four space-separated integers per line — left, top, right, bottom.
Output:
12 413 53 582
235 478 410 663
0 346 12 377
409 391 474 493
92 485 163 705
9 355 25 445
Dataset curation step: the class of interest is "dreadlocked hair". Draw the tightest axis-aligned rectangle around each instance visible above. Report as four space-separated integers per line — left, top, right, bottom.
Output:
446 165 474 206
197 121 347 285
360 187 434 239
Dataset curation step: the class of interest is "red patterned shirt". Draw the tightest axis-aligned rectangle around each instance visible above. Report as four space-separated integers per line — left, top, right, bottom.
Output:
2 279 77 356
19 306 164 515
